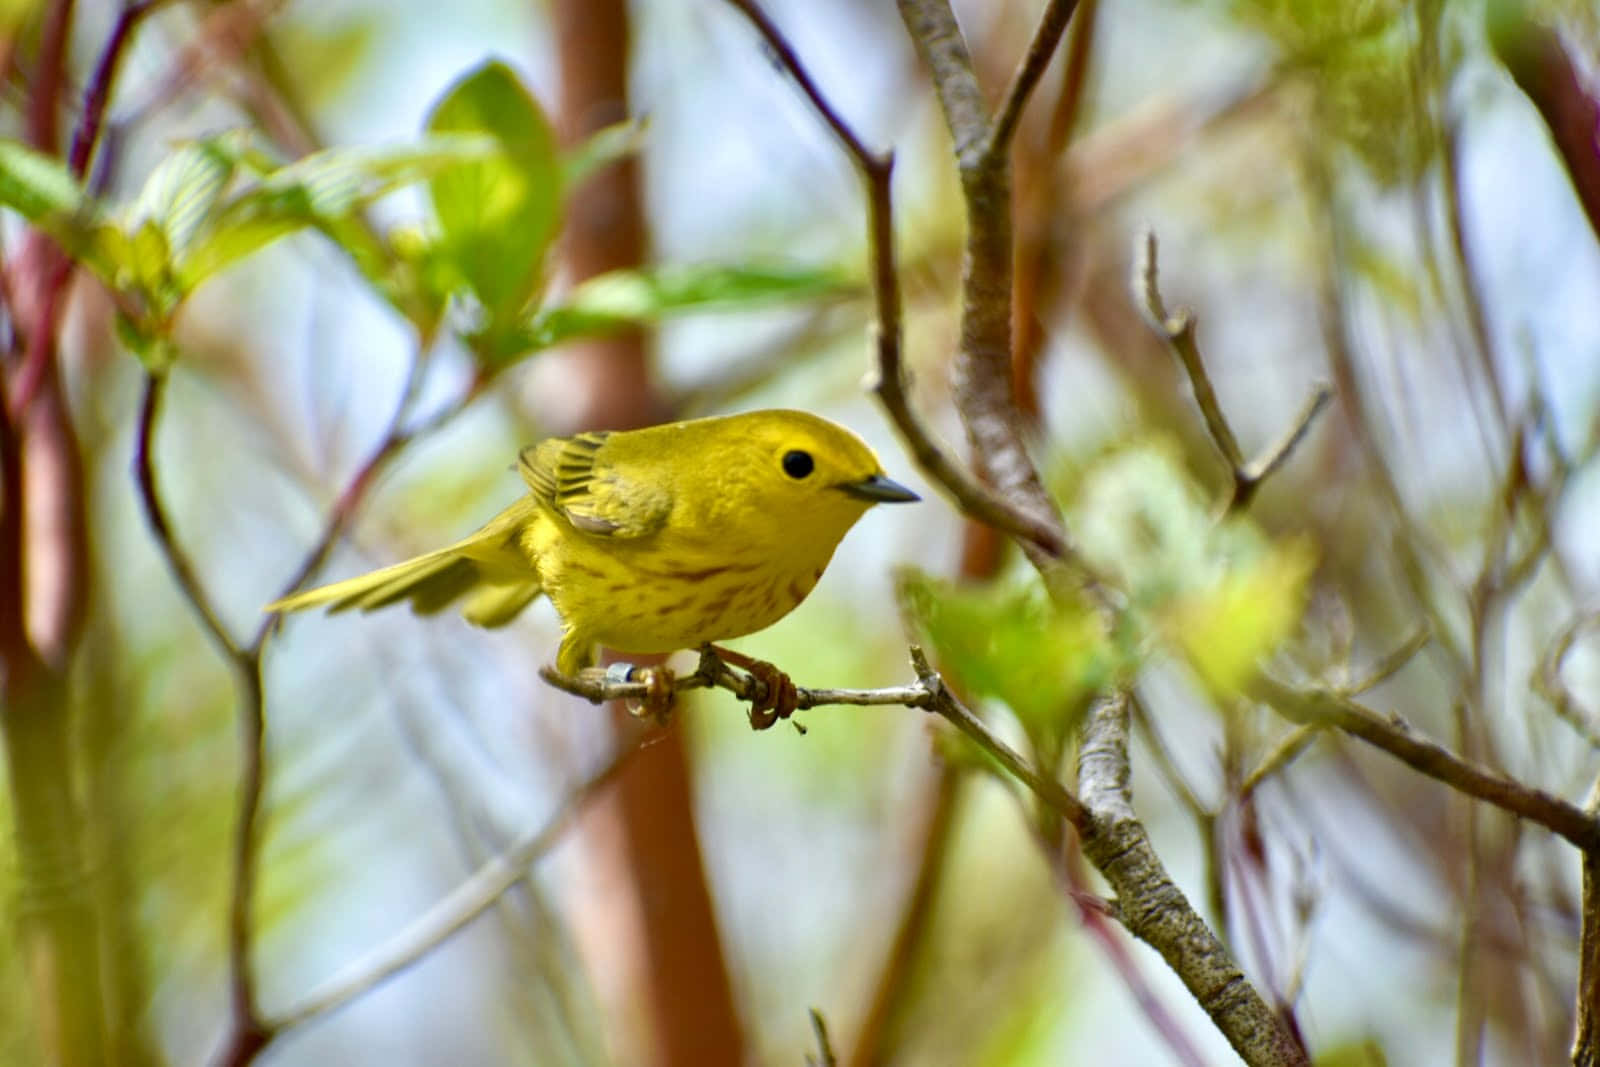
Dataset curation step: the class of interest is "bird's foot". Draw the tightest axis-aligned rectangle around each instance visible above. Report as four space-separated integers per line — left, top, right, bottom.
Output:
606 661 676 724
708 645 799 731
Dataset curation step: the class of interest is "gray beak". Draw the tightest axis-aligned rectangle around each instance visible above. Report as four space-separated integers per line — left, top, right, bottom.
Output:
838 474 920 503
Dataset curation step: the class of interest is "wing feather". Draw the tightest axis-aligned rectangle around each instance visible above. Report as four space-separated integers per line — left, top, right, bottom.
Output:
517 431 671 539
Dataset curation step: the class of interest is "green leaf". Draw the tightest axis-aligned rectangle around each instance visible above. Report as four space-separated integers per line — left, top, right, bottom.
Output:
127 138 237 259
0 138 91 222
508 263 853 361
1170 537 1316 694
1071 441 1316 698
0 139 105 268
180 135 494 290
426 61 562 335
898 568 1123 748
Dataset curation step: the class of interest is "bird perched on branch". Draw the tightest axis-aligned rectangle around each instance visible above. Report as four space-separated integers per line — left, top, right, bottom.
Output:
269 409 918 721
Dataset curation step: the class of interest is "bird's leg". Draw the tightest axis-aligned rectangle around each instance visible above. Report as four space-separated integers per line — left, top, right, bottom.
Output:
708 644 798 730
605 661 676 724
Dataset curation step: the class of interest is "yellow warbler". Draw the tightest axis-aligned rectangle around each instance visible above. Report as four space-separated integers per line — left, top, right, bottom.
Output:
268 409 918 675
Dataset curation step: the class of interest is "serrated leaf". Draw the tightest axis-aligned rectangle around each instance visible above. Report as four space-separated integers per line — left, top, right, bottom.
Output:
898 568 1121 747
426 61 562 334
508 263 853 360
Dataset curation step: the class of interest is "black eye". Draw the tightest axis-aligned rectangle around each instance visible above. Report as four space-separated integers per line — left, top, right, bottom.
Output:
782 450 814 479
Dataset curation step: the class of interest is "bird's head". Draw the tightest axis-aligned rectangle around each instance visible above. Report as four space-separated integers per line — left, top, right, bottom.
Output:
707 409 919 553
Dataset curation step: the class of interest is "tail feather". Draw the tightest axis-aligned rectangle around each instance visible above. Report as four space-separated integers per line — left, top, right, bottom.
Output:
268 500 544 628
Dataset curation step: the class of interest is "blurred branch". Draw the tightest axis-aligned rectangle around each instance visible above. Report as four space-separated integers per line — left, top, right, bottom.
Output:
1135 229 1333 513
1575 779 1600 1067
135 376 270 1066
68 0 182 178
1347 626 1432 696
989 0 1081 154
895 0 1078 579
1535 609 1600 748
1237 726 1321 806
136 339 475 1067
806 1009 838 1067
265 746 635 1034
720 0 1072 562
1253 675 1600 852
1489 3 1600 245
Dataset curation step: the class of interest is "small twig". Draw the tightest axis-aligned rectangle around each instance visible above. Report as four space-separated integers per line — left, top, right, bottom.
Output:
1237 725 1322 805
542 645 1091 828
1344 626 1431 696
137 375 272 1065
1137 229 1244 468
987 0 1082 158
1534 608 1600 749
1253 675 1600 852
719 0 1070 561
1135 229 1332 513
69 0 182 178
1236 385 1334 507
807 1008 838 1067
1573 778 1600 1067
264 748 635 1034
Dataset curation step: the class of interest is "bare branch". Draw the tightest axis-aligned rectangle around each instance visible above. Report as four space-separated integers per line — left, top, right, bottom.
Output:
1238 725 1322 805
1077 696 1310 1067
988 0 1082 157
719 0 1070 560
1535 608 1600 748
1253 675 1600 852
1135 230 1332 512
1136 229 1245 469
1574 779 1600 1067
543 645 1091 827
1346 626 1431 696
264 749 635 1034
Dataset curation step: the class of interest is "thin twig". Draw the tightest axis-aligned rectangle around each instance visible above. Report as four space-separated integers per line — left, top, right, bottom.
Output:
1237 725 1322 805
137 376 273 1064
1136 229 1244 468
719 0 1070 561
541 645 1091 828
987 0 1082 157
69 0 183 178
1253 675 1600 852
265 748 636 1033
1135 229 1332 513
807 1008 838 1067
1237 386 1334 507
1574 778 1600 1067
1345 626 1431 696
1535 609 1600 749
